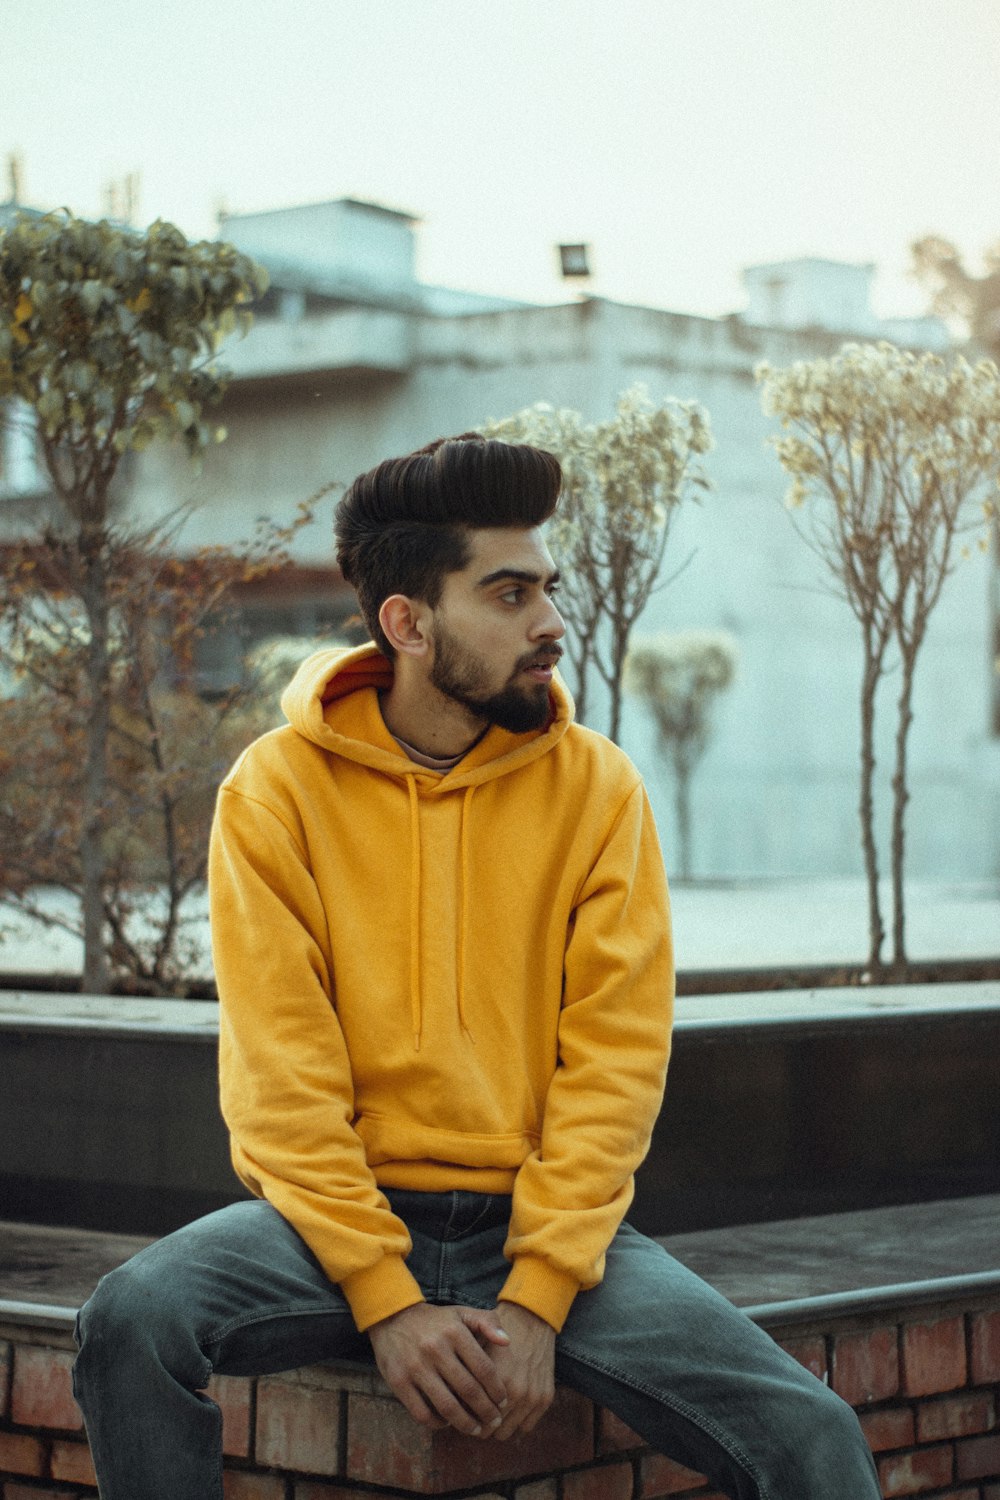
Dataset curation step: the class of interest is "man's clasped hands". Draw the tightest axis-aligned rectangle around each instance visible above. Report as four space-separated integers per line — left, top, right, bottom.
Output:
368 1300 556 1440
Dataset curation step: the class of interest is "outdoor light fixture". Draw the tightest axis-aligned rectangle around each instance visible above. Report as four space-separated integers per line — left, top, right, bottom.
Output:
557 243 591 279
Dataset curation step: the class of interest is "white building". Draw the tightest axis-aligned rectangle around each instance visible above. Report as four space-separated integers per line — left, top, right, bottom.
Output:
3 198 995 883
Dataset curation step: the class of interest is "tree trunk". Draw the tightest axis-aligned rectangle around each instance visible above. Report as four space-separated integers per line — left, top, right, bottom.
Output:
567 634 592 726
858 637 884 972
890 649 917 971
674 761 692 881
80 526 111 994
608 682 622 745
607 618 629 746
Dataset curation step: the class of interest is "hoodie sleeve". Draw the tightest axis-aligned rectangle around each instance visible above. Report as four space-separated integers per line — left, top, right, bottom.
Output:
498 780 674 1330
209 777 424 1331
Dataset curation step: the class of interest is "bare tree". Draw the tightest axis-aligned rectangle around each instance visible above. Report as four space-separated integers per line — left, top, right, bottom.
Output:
482 385 712 742
624 631 736 879
757 342 1000 973
0 504 320 992
912 235 1000 359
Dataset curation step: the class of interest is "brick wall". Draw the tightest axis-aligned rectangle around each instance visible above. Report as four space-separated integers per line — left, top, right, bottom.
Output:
2 1296 999 1499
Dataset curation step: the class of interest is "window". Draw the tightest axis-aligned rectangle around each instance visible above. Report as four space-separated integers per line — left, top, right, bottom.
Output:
0 399 44 497
191 576 360 698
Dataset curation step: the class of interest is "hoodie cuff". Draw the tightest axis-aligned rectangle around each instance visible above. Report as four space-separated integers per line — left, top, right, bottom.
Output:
340 1256 424 1332
498 1256 580 1332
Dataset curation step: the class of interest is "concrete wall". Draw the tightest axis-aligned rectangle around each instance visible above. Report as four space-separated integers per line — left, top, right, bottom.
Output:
4 993 997 1239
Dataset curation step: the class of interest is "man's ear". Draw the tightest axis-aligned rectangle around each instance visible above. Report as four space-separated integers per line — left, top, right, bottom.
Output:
379 594 432 658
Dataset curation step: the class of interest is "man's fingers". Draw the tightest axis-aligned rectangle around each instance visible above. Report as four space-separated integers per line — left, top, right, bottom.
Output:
436 1345 508 1429
460 1307 511 1347
450 1327 509 1411
493 1390 553 1441
391 1380 447 1430
414 1369 495 1437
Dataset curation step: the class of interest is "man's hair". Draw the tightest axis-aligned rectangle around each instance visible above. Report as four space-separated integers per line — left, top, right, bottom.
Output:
335 433 562 657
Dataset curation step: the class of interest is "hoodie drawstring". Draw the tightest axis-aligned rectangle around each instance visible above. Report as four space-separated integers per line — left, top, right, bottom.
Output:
407 777 423 1051
406 777 476 1050
456 785 475 1040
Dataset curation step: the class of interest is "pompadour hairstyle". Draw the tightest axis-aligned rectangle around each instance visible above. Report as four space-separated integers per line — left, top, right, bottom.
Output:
334 433 562 657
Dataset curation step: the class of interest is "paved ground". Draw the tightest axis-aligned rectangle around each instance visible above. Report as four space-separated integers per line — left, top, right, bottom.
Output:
2 878 998 981
669 877 1000 969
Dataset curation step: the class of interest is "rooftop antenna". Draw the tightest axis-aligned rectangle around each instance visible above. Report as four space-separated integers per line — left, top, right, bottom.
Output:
7 151 24 205
124 171 140 226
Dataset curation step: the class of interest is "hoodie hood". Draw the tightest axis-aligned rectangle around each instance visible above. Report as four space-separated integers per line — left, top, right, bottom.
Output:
279 642 574 789
279 642 575 1049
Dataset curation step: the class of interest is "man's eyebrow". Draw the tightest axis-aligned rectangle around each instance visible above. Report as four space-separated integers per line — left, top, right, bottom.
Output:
476 567 561 588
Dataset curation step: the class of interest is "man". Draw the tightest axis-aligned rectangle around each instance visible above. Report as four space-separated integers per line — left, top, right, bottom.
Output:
74 435 880 1499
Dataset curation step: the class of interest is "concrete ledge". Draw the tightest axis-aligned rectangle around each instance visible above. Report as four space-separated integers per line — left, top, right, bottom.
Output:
2 980 998 1037
2 1194 998 1330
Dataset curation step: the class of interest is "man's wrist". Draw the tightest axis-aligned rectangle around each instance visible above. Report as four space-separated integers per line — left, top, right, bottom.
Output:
498 1256 578 1332
494 1301 557 1343
341 1256 424 1331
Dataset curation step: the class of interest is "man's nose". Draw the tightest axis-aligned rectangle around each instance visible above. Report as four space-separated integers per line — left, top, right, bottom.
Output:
534 595 565 639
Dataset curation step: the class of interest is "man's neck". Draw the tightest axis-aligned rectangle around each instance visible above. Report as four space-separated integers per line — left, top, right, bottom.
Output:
379 673 487 761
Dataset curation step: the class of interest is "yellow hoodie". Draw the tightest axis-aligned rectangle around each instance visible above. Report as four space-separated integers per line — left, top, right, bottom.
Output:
209 644 674 1334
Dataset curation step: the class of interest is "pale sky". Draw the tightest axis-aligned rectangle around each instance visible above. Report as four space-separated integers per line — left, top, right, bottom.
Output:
5 0 999 318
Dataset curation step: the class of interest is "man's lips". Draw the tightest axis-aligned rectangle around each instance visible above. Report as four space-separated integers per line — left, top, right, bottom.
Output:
520 653 562 680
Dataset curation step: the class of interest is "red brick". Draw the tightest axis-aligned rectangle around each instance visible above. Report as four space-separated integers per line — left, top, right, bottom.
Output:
293 1487 418 1500
563 1462 633 1500
3 1489 79 1500
0 1341 11 1417
858 1406 916 1452
256 1368 341 1475
878 1444 953 1495
638 1450 709 1495
917 1392 995 1442
513 1480 559 1500
293 1487 420 1500
902 1316 967 1396
50 1439 98 1484
598 1406 644 1452
206 1373 253 1458
346 1385 592 1492
223 1473 288 1499
831 1326 899 1405
971 1309 1000 1383
11 1345 83 1431
955 1432 1000 1481
985 1484 1000 1500
0 1430 47 1476
778 1334 827 1383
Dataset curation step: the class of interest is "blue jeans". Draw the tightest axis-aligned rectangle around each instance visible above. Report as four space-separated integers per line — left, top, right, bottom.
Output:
73 1191 879 1500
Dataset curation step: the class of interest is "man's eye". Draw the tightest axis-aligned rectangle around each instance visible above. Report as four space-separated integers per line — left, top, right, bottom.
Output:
500 588 523 604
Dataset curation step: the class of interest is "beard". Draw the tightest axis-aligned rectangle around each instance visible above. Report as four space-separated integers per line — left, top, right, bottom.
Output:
430 622 558 733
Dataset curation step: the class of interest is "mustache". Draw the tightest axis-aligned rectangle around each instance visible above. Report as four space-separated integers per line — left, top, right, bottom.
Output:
517 647 563 670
